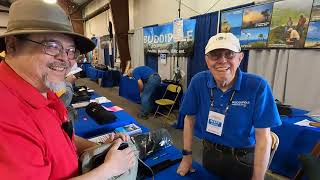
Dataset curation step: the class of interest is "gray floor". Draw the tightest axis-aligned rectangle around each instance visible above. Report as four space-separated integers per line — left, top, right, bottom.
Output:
77 78 204 164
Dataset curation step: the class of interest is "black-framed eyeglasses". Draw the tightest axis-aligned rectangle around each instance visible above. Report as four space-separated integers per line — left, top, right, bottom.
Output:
207 50 236 61
20 38 80 60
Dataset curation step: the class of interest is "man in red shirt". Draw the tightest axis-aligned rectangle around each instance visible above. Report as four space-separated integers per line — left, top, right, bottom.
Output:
0 0 135 179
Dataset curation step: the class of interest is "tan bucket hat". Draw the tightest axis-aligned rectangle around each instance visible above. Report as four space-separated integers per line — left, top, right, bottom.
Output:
0 0 95 54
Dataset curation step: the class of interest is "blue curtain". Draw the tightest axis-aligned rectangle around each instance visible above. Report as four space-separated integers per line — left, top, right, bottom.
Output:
145 54 158 72
187 12 219 85
104 46 114 68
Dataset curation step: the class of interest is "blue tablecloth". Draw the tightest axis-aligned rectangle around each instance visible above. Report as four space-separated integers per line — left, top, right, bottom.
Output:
119 76 180 106
74 93 138 138
144 146 219 180
270 109 320 178
176 108 320 178
119 76 141 103
78 62 92 76
86 66 105 81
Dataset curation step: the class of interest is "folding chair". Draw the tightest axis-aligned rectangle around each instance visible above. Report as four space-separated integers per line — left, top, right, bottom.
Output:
153 84 181 119
268 131 280 169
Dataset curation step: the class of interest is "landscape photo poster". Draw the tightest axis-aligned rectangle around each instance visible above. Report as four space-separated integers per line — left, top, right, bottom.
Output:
240 27 270 48
242 3 273 29
310 0 320 21
268 0 313 48
304 21 320 48
220 9 243 39
240 3 273 48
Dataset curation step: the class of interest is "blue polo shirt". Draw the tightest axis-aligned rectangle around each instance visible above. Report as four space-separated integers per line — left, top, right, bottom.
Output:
132 66 155 82
180 69 281 148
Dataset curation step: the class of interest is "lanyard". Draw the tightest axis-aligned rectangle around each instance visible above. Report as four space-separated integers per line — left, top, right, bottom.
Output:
210 88 236 115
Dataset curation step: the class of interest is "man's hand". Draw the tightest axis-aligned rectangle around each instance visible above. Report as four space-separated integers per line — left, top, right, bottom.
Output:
103 139 136 177
103 133 130 144
177 155 195 176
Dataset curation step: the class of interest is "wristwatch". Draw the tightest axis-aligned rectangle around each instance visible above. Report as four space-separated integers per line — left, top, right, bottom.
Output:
182 149 192 156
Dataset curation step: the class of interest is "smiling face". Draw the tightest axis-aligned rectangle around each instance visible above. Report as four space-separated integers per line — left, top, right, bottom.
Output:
5 33 76 93
205 49 243 88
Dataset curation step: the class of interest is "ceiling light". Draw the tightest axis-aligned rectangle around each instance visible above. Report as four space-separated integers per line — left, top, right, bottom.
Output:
43 0 57 4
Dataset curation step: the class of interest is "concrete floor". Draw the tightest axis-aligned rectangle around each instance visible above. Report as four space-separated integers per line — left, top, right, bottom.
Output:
76 78 289 180
76 78 204 164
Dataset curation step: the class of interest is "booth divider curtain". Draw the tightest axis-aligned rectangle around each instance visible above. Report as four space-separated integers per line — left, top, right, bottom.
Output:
187 12 219 85
128 28 145 68
248 49 320 110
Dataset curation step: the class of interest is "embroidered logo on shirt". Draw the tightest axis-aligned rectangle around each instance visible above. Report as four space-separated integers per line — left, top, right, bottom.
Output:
232 100 250 107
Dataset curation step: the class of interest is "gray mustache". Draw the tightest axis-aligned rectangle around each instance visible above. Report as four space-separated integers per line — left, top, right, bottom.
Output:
48 62 69 69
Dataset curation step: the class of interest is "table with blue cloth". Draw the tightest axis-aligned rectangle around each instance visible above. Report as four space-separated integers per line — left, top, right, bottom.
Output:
78 62 92 76
86 66 106 81
73 92 217 179
270 108 320 178
176 108 320 178
119 76 180 105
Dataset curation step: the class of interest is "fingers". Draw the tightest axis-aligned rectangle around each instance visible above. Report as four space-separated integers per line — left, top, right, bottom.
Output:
110 138 122 150
177 166 189 176
176 163 195 176
115 133 130 142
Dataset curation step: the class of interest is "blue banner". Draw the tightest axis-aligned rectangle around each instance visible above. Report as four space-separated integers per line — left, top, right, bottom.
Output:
143 19 196 55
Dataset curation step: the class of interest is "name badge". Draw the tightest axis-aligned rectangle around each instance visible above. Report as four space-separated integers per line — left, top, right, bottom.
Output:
206 111 225 136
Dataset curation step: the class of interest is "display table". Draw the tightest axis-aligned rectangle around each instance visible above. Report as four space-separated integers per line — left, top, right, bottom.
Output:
176 108 320 178
73 92 217 179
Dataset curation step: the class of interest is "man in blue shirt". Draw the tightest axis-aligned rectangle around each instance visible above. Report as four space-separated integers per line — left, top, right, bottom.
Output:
177 33 281 180
130 66 161 119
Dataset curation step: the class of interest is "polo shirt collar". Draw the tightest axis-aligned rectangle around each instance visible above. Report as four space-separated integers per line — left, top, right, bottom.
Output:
0 61 51 109
207 68 243 91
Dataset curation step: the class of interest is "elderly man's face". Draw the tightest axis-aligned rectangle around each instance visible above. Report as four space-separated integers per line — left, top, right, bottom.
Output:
205 49 243 86
12 33 76 92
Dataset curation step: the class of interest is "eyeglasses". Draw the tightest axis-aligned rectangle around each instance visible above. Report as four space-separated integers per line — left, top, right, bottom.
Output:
207 50 236 61
20 38 80 60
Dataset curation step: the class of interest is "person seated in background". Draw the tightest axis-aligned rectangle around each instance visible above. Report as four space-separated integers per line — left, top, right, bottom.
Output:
286 28 300 47
177 33 282 180
128 66 161 119
0 1 135 179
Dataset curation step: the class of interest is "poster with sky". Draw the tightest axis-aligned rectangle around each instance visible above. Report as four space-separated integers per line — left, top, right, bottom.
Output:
305 21 320 48
220 9 243 38
240 27 270 48
268 0 313 48
311 0 320 21
242 3 273 29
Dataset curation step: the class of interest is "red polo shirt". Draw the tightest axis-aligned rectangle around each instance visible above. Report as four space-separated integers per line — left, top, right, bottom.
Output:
0 62 78 179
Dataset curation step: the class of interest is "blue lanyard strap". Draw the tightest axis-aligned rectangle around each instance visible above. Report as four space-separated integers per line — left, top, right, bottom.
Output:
210 88 236 114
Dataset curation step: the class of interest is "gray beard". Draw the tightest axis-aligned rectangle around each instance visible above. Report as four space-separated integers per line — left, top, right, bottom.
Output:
44 75 66 92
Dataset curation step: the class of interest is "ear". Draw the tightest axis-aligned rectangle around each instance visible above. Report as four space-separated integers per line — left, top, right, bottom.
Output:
238 52 244 64
5 36 17 54
205 55 211 69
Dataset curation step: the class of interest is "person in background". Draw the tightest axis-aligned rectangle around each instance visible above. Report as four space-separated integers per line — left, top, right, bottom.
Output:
177 33 281 180
284 17 293 34
296 14 306 36
128 66 161 119
0 1 135 179
286 28 300 48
